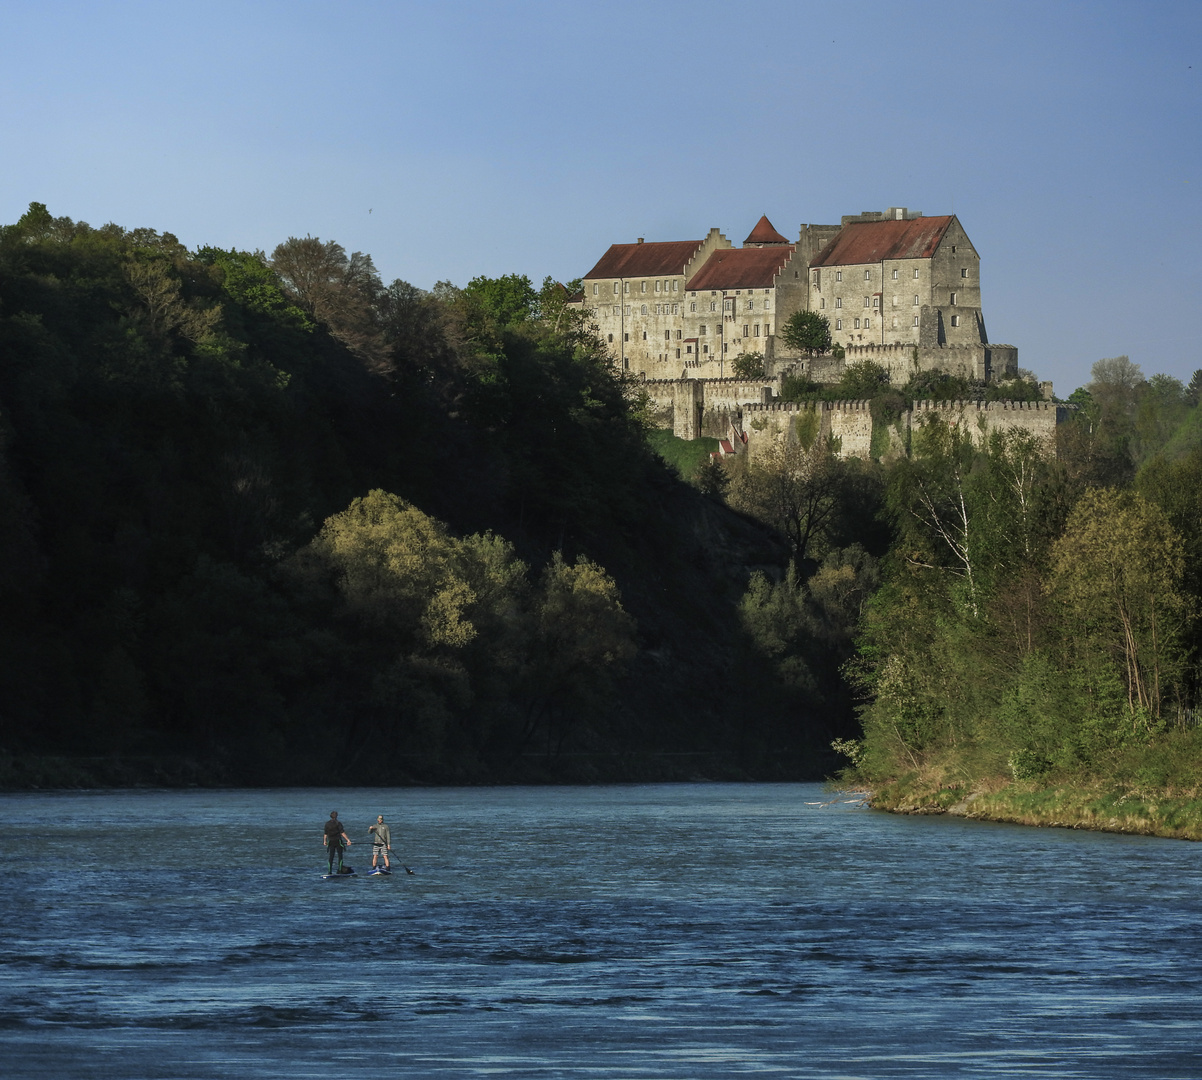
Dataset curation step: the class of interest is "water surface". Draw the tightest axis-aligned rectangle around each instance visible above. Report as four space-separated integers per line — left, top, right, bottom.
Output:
3 783 1201 1077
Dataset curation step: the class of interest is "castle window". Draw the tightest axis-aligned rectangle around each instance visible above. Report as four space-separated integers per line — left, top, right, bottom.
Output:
913 295 920 306
872 297 880 308
710 302 716 311
754 325 760 337
961 268 968 278
612 306 619 315
950 292 957 305
655 281 661 293
703 345 709 354
913 269 919 278
665 330 671 341
892 316 898 328
836 271 842 282
854 318 860 329
700 325 707 334
864 319 871 329
624 333 629 342
865 270 871 280
835 298 842 308
864 297 870 308
676 348 681 358
686 344 693 354
836 319 842 330
914 315 920 326
892 295 898 307
891 269 898 280
690 302 696 312
951 245 957 253
766 324 771 335
641 281 647 293
624 305 631 315
746 300 754 310
607 334 613 342
672 304 678 315
675 330 681 339
820 298 826 309
764 297 771 308
642 330 647 339
641 305 648 315
624 282 630 294
743 325 749 337
812 270 820 286
672 281 678 292
593 283 598 295
950 315 960 327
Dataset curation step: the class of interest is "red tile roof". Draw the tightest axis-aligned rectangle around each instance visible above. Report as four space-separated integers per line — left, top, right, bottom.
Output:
808 216 954 268
685 245 796 291
583 240 708 280
744 215 790 245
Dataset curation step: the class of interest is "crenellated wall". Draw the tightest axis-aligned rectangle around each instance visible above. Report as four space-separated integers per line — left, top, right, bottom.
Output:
908 398 1071 445
782 341 1019 384
642 377 1071 457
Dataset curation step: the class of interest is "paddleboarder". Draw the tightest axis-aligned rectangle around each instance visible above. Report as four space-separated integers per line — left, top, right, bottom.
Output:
368 814 392 872
323 811 352 874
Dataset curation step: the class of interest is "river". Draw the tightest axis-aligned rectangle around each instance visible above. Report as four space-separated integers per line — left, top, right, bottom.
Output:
3 783 1201 1078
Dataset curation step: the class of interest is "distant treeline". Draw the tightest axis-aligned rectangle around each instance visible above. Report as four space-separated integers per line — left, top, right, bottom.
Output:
0 203 867 785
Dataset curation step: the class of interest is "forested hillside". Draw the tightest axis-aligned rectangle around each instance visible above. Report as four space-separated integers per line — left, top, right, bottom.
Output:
0 203 857 786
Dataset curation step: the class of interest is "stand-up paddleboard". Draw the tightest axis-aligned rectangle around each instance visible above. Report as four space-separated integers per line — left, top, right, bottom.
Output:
368 866 392 876
322 867 356 880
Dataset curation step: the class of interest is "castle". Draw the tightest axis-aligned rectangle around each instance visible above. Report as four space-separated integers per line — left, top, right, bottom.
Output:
569 208 1055 459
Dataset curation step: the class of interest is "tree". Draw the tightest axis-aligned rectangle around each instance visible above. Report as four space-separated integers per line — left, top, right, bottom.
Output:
520 553 637 755
729 435 843 564
730 351 765 379
1048 488 1188 723
836 360 890 400
781 310 831 355
1187 369 1202 408
461 273 538 327
270 236 385 368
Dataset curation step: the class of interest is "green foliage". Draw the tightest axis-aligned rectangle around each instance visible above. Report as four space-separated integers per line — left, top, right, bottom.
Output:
462 272 539 327
780 372 821 401
645 429 719 480
836 360 890 400
781 310 831 355
730 352 765 379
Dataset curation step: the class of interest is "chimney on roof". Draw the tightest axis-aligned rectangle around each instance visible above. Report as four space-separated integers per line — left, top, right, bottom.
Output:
637 237 644 244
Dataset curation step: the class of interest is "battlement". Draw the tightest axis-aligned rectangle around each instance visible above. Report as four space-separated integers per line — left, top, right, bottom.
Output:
744 399 875 413
911 399 1072 413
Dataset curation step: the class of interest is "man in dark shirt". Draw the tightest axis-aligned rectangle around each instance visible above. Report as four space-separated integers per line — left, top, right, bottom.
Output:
323 811 351 874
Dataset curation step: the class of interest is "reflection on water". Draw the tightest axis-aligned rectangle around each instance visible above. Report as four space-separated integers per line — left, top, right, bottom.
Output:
2 784 1201 1078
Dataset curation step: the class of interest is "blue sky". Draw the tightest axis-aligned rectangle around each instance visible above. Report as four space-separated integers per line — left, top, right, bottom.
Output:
3 0 1199 393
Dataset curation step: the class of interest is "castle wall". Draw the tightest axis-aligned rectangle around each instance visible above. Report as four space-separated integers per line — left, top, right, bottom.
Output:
909 399 1070 446
782 341 1019 385
736 396 1071 462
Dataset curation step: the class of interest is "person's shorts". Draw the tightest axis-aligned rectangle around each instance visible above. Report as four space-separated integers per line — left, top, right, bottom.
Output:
372 844 387 858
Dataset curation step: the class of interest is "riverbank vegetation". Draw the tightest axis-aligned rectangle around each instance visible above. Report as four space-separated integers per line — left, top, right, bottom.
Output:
827 356 1202 836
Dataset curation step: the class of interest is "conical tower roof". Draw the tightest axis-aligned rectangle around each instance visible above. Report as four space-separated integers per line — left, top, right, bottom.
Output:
744 215 790 246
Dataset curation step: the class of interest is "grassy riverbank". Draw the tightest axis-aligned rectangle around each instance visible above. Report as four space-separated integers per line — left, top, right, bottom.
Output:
864 740 1202 841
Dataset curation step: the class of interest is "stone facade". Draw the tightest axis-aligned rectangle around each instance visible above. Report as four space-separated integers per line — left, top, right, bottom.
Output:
572 207 1018 385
